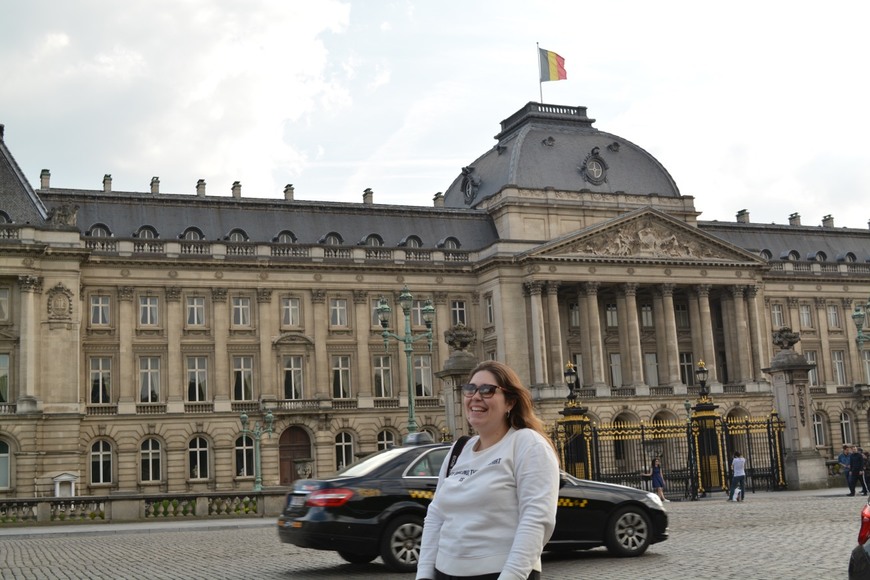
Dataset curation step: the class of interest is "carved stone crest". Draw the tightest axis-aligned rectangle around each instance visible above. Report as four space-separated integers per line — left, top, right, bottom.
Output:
47 283 74 320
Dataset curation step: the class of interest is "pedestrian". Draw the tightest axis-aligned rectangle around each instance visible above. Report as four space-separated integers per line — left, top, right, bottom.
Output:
416 360 560 580
643 457 669 503
848 445 867 496
729 451 746 502
839 444 852 489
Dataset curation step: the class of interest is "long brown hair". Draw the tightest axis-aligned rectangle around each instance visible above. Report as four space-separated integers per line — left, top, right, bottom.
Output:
467 360 556 452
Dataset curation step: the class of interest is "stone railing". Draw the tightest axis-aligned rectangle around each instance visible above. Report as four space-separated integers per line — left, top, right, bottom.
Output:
0 491 287 526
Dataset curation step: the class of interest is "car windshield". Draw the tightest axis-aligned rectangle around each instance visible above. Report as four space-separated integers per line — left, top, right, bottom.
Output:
335 447 413 478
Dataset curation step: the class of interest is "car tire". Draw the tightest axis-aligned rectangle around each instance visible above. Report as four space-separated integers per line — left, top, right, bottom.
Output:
604 506 652 557
337 550 378 564
379 514 424 573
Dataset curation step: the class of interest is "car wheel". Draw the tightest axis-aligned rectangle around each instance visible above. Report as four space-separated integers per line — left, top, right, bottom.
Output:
380 514 424 573
337 550 378 564
604 506 652 557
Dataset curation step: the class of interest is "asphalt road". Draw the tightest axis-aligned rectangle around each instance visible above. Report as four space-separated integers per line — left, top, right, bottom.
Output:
0 487 860 579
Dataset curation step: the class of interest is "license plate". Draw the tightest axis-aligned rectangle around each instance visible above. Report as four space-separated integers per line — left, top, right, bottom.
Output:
290 495 306 507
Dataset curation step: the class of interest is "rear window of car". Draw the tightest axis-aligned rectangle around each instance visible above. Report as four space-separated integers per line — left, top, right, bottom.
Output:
337 447 412 477
405 448 449 477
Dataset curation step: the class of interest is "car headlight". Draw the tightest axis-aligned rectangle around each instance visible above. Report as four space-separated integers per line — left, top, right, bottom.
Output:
644 492 665 509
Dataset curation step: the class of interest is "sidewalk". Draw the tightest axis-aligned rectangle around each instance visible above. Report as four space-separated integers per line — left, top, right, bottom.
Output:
0 515 274 538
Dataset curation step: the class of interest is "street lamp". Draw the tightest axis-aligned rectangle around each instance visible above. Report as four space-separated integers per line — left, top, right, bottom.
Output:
240 409 274 491
377 286 436 436
853 298 870 383
695 360 710 400
563 362 579 401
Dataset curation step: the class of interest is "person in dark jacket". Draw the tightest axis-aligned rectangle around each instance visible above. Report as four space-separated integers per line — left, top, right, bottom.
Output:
848 446 867 496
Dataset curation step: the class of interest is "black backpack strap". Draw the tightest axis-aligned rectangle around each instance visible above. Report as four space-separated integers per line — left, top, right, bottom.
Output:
446 435 471 477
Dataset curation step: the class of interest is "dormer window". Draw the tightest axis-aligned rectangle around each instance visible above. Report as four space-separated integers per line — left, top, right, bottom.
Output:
438 237 461 250
227 229 248 242
88 224 112 237
136 226 158 239
401 235 422 248
322 233 342 245
363 235 383 247
182 228 204 241
273 231 296 244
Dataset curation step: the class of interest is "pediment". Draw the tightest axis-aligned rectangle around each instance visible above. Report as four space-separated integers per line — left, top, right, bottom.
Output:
272 332 314 348
523 208 764 263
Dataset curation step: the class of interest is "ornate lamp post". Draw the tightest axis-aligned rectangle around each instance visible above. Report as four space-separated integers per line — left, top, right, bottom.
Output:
853 298 870 383
240 409 274 491
377 286 436 436
695 360 710 400
563 361 579 401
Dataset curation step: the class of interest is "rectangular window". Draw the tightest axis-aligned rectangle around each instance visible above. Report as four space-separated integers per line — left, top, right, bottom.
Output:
283 355 304 399
233 356 254 400
186 296 205 326
0 354 9 404
771 304 785 329
609 353 622 387
371 298 383 327
332 355 351 398
139 357 160 402
89 357 111 404
827 305 841 329
411 300 425 326
570 354 583 387
0 288 9 321
605 304 618 327
812 413 825 447
842 414 854 446
679 352 695 386
485 295 495 326
186 356 208 401
232 296 252 326
414 354 433 397
330 299 348 327
640 304 654 328
373 355 393 397
451 300 467 326
568 302 580 327
806 350 819 386
643 353 659 387
832 350 847 385
140 439 161 483
674 304 690 328
282 297 301 327
91 295 110 325
139 296 159 326
799 304 813 328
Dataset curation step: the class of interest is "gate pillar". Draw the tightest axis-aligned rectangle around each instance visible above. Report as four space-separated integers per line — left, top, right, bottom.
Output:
556 363 595 479
689 361 727 496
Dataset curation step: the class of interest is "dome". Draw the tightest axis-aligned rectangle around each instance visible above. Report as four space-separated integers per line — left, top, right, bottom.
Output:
442 102 681 208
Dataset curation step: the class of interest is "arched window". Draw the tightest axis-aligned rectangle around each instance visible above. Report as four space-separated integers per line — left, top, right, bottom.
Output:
235 435 254 477
402 235 422 248
812 413 826 447
322 233 342 245
377 429 396 450
0 211 12 224
0 440 10 488
182 228 204 241
189 437 209 479
227 229 248 242
88 224 112 237
364 234 383 247
140 438 162 483
759 249 772 260
840 412 854 445
136 226 158 239
814 251 827 262
90 440 113 485
273 231 296 244
439 237 461 250
788 250 800 261
335 432 354 470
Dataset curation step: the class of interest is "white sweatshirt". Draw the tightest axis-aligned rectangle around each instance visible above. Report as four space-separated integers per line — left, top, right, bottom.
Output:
416 428 560 580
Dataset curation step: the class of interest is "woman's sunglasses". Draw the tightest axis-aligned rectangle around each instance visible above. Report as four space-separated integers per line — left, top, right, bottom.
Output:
461 383 504 398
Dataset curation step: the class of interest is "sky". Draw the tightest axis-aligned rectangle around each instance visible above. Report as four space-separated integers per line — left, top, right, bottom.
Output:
2 0 870 229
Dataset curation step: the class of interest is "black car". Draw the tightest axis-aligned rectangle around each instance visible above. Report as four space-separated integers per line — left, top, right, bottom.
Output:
277 440 668 572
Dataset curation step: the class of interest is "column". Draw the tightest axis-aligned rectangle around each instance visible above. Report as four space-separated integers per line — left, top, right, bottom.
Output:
353 290 372 397
434 291 452 368
212 288 230 409
688 289 704 373
257 288 274 400
577 285 592 386
814 297 833 385
584 282 606 388
622 283 644 386
165 287 183 409
730 286 752 383
660 284 681 385
311 289 329 399
695 285 718 385
546 282 564 386
843 298 864 384
16 275 42 404
652 290 668 387
526 281 547 385
117 286 135 410
721 292 737 385
745 285 765 381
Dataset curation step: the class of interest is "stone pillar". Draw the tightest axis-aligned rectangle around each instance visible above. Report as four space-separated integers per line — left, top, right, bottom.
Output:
746 285 765 382
764 328 828 489
584 282 606 390
212 288 231 411
258 288 275 402
622 283 644 387
433 291 452 371
653 290 668 387
695 285 718 385
353 290 372 398
117 286 136 413
311 289 329 399
843 298 864 384
660 284 681 386
814 298 833 386
546 282 564 386
730 286 752 383
526 281 547 385
165 287 183 412
16 276 42 411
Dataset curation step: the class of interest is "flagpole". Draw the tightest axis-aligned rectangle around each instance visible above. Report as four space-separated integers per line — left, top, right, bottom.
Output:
536 42 543 103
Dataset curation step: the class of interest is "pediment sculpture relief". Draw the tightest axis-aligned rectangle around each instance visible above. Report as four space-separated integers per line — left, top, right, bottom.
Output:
562 220 732 260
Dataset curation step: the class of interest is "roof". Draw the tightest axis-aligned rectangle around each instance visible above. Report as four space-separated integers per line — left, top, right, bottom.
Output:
0 125 48 224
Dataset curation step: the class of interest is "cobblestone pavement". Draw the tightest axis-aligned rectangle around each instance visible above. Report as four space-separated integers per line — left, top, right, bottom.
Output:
0 488 862 579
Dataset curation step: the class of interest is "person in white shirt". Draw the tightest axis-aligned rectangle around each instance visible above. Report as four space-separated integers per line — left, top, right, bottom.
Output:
729 451 746 502
416 361 560 580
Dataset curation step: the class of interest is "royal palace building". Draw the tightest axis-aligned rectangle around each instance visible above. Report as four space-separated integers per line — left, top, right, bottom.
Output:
1 102 869 498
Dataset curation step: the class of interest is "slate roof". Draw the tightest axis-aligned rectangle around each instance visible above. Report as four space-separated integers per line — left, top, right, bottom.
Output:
0 125 48 224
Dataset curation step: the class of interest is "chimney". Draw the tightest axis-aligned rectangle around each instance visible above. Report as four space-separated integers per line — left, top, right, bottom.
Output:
196 179 206 197
103 174 112 193
736 209 750 224
362 188 373 205
231 181 241 198
822 214 834 228
788 212 801 226
40 169 51 189
433 192 445 208
150 177 160 194
283 184 294 201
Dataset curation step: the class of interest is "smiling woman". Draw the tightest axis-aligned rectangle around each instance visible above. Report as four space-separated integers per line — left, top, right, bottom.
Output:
417 361 560 580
